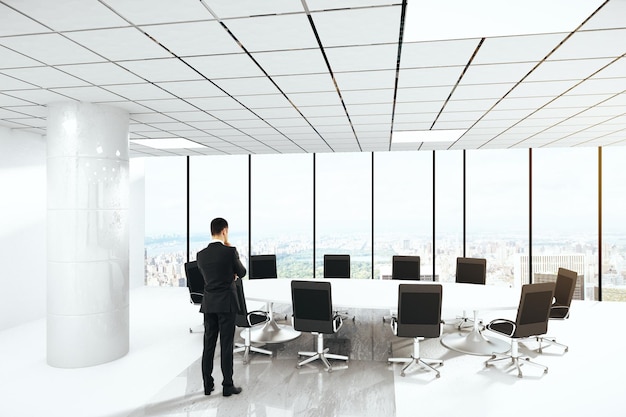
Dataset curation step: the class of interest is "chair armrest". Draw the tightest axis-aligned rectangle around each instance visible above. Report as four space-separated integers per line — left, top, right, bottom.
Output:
550 305 570 319
245 310 270 327
390 316 398 336
189 292 203 304
485 318 516 337
332 314 344 333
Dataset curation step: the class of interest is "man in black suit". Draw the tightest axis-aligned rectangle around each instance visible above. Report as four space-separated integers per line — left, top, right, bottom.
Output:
197 217 246 397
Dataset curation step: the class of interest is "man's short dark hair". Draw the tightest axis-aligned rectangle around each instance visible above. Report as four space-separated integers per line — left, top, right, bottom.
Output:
210 217 228 236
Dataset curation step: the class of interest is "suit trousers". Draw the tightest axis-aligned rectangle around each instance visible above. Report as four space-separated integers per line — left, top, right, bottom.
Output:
202 311 237 389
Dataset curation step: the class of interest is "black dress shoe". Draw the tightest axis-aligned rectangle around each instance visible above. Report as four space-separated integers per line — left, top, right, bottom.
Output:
222 386 242 397
204 384 215 395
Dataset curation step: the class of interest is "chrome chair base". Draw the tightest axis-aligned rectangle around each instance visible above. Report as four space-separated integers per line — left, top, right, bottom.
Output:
389 356 443 378
536 336 568 353
388 336 443 378
297 333 348 372
234 327 272 364
485 340 548 378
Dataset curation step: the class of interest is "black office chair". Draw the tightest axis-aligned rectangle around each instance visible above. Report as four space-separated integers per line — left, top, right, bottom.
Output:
382 256 422 323
291 280 348 372
388 284 444 378
392 255 421 280
249 254 278 279
536 267 577 353
323 254 354 321
233 279 272 364
249 254 286 321
452 257 486 330
484 282 556 378
184 261 204 333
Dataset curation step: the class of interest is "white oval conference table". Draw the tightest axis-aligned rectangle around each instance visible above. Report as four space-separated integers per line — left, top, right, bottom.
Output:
242 278 520 356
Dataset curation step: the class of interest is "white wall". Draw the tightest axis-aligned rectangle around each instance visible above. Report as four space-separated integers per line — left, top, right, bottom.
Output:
0 126 47 330
129 158 145 289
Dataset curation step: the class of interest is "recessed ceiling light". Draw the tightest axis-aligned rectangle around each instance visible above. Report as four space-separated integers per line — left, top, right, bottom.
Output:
403 0 605 41
131 138 206 149
391 129 466 143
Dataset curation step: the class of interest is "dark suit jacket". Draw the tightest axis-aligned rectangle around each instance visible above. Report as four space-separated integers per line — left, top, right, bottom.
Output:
197 241 247 314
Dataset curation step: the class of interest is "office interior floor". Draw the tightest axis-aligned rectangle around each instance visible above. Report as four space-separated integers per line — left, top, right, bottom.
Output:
1 285 623 417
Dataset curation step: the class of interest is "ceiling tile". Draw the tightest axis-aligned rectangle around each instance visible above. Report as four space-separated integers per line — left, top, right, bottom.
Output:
1 66 88 89
103 0 214 25
213 77 280 96
155 80 225 99
342 88 394 105
65 28 171 61
0 3 51 36
187 96 243 111
582 0 626 30
6 88 71 104
50 86 125 102
202 0 303 19
141 21 241 56
325 44 398 72
311 5 401 47
3 0 128 31
401 39 480 69
136 98 198 113
451 83 515 100
567 78 626 96
335 70 396 91
287 91 342 107
55 62 145 85
473 33 566 64
0 73 38 90
252 49 328 76
223 13 317 52
118 58 204 82
235 94 291 109
272 73 336 93
549 29 626 60
104 83 174 101
0 33 104 65
185 54 264 79
398 67 464 88
460 62 537 85
507 80 579 98
0 45 43 69
395 86 453 102
395 101 444 114
526 58 613 82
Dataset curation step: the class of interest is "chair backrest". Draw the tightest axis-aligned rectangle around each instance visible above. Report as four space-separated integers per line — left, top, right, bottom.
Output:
291 280 335 334
396 284 443 339
455 257 486 285
513 282 556 338
234 279 250 327
184 261 204 304
250 254 278 279
554 267 577 313
323 254 350 278
392 255 421 280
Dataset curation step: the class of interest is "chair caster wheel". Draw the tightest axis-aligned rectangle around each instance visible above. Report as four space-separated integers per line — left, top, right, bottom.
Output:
436 374 440 378
296 365 301 369
564 348 569 352
400 372 405 377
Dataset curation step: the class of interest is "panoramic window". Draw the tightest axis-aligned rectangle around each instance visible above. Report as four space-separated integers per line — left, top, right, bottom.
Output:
466 149 529 286
144 157 187 287
531 147 598 300
601 146 626 302
315 152 372 278
250 153 313 278
374 151 433 280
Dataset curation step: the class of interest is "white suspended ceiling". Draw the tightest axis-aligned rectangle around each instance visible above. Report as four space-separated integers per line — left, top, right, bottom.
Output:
0 0 624 157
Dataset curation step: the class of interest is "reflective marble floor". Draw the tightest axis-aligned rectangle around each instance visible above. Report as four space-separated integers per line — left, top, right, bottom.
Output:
1 286 625 417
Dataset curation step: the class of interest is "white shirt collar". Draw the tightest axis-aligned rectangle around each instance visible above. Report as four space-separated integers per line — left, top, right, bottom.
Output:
210 238 224 245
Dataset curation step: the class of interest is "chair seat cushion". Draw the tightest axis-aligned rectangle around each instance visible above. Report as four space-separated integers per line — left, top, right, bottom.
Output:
549 305 569 319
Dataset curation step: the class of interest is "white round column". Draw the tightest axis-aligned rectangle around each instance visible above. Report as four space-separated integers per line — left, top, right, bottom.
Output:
47 102 130 368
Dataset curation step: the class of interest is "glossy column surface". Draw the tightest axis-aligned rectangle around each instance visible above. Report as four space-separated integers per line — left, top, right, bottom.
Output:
47 102 130 368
